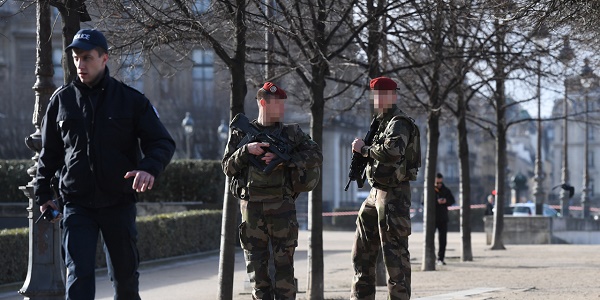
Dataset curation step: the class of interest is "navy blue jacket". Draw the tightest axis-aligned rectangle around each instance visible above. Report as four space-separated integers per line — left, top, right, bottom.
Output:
34 67 175 208
435 183 456 224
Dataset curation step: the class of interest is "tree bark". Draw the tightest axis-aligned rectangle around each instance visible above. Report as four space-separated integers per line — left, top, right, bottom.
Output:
456 88 473 261
217 1 248 298
490 18 507 251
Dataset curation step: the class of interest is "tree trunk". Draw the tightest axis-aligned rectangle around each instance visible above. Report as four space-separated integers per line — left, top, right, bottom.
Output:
56 0 86 83
456 88 473 261
307 84 325 300
217 1 247 298
422 0 444 271
306 2 327 298
490 19 506 250
422 111 439 271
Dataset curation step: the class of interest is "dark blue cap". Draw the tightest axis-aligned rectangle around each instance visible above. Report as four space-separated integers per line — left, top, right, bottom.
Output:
66 29 108 52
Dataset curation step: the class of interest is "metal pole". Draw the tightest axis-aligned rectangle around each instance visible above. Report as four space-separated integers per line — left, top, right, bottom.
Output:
581 91 590 218
533 58 545 215
19 0 64 298
186 134 191 159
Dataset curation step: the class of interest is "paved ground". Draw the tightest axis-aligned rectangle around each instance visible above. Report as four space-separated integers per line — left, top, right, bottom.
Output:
2 225 600 299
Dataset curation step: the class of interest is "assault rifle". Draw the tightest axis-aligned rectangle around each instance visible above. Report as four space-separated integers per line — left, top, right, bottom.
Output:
230 113 293 175
344 118 380 191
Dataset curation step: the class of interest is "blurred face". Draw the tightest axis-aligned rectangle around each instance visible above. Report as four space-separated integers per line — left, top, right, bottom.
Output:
372 90 396 113
261 97 285 123
435 178 443 187
72 48 108 87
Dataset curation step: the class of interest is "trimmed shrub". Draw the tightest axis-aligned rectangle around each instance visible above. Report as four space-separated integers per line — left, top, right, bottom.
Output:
0 227 28 284
0 160 32 203
1 210 222 285
0 160 225 204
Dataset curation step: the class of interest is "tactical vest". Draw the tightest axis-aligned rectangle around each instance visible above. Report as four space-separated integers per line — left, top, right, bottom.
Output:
230 123 320 201
367 111 421 187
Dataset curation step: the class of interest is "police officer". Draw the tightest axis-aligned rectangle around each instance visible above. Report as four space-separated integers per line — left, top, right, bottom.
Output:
34 29 175 300
350 77 414 300
222 82 323 300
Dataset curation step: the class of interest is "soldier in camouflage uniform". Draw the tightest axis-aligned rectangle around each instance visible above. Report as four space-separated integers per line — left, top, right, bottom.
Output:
222 82 323 300
350 77 415 300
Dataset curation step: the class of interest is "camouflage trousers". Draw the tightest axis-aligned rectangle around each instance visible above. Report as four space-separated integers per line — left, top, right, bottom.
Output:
351 183 412 300
239 198 299 300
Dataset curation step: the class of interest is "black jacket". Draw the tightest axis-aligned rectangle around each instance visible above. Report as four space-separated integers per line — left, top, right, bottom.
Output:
435 183 455 224
34 67 175 208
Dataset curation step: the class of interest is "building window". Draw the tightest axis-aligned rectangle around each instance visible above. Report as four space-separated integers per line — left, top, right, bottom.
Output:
192 49 214 108
590 150 595 168
52 48 64 87
447 163 458 179
120 53 144 92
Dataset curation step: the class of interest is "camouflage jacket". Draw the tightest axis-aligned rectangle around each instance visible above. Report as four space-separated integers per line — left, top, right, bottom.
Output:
222 120 323 202
364 105 413 188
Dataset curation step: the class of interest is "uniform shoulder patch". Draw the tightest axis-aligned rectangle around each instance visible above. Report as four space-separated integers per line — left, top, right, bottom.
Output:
50 84 69 100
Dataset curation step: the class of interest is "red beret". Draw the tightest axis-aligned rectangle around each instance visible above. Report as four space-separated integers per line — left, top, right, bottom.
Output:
369 77 397 90
262 82 287 99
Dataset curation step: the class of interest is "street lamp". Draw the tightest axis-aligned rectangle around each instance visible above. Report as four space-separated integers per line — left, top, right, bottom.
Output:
181 112 194 159
531 25 549 216
580 59 593 219
19 1 64 299
558 36 575 217
217 119 229 157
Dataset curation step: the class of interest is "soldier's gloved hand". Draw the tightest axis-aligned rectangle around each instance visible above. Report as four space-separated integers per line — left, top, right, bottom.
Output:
352 138 365 153
247 142 269 156
261 152 279 165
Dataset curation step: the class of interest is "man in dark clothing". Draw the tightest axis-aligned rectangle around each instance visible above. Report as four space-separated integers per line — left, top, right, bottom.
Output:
434 173 455 265
485 194 495 216
34 29 175 300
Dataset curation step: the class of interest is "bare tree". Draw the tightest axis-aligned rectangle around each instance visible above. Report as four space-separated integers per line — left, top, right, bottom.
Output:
382 0 465 271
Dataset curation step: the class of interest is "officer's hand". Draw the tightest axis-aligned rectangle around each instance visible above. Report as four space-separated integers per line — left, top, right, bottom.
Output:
247 142 270 156
39 199 59 213
438 198 446 204
124 170 155 193
352 138 365 153
261 152 279 165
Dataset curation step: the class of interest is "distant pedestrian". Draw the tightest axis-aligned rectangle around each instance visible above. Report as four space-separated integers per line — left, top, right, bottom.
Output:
434 173 455 266
485 194 494 216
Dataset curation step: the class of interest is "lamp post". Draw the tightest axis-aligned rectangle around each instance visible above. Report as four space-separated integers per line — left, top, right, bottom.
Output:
580 59 593 219
19 1 65 298
181 112 194 159
558 36 575 217
531 26 549 215
217 119 229 157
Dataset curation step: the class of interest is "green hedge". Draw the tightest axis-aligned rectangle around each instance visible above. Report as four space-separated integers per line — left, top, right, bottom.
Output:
0 160 31 203
137 160 225 203
0 227 28 284
0 209 222 285
0 160 225 204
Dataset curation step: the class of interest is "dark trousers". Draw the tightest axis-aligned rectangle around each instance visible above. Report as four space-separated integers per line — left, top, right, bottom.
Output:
435 221 448 261
61 202 141 300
